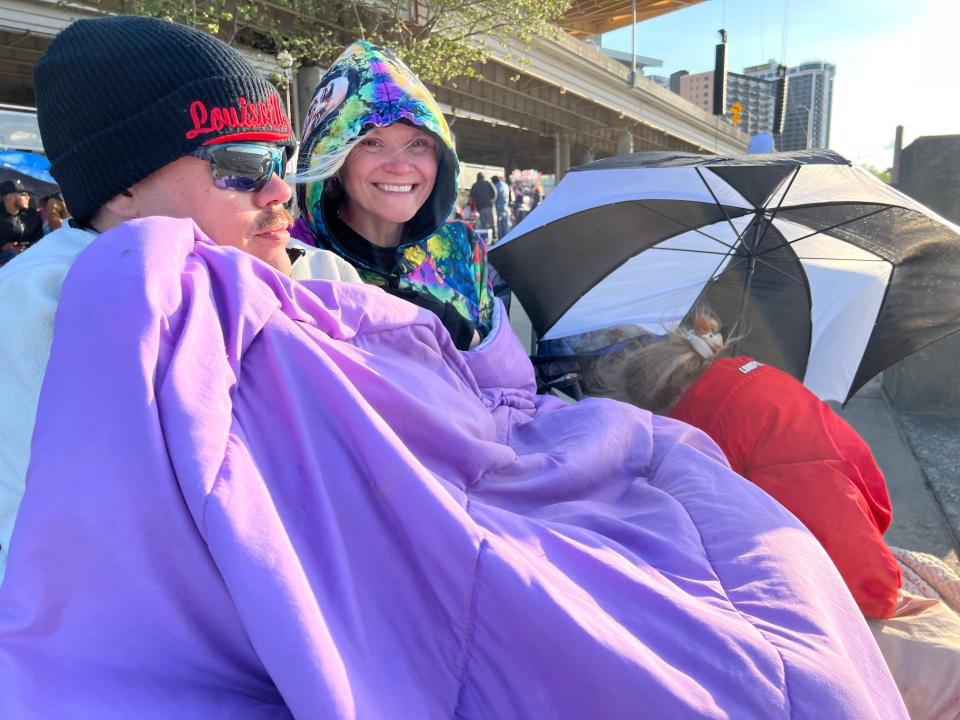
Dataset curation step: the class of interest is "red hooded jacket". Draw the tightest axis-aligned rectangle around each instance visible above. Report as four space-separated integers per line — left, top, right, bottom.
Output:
671 357 901 618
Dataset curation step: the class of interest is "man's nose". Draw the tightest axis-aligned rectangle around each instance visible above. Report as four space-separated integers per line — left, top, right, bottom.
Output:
256 171 292 206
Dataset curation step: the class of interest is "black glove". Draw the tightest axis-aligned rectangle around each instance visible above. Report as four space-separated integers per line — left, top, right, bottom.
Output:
383 286 476 351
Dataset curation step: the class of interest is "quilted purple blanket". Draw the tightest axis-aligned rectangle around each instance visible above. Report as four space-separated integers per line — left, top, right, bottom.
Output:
0 218 905 719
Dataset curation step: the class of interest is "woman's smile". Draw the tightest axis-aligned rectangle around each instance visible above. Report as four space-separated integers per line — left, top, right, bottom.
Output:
375 183 416 193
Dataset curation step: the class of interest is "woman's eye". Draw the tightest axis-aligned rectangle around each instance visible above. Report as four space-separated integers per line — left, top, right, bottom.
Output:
409 138 434 153
360 139 383 151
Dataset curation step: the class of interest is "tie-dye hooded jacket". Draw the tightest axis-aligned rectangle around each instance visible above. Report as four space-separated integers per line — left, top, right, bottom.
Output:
296 41 494 334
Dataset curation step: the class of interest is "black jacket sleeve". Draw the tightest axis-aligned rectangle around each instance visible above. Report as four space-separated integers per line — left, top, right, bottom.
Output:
25 209 43 244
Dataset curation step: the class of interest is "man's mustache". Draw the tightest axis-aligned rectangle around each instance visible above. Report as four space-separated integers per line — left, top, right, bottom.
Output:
254 206 294 234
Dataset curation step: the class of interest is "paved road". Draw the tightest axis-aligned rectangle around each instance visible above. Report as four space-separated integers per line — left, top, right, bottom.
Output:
839 380 960 573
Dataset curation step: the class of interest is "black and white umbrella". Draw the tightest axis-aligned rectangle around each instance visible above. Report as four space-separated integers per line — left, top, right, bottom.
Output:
490 151 960 402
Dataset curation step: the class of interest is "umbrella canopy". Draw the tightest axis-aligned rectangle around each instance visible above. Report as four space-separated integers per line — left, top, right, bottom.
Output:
0 151 58 197
490 150 960 402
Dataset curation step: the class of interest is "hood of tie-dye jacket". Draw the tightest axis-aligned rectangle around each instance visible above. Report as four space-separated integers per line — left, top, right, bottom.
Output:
297 41 458 257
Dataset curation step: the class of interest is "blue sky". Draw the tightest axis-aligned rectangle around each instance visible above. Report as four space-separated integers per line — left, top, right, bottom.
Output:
602 0 959 168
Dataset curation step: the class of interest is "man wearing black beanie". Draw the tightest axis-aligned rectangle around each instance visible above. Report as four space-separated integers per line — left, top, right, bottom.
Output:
0 16 359 585
34 14 298 269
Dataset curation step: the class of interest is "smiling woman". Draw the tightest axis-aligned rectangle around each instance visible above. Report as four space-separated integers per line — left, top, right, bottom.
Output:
292 41 495 351
338 124 439 247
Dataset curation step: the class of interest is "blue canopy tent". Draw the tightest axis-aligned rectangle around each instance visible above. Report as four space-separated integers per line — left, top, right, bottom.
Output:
0 151 58 198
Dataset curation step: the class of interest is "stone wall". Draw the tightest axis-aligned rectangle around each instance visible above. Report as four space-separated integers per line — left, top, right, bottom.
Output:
882 134 960 414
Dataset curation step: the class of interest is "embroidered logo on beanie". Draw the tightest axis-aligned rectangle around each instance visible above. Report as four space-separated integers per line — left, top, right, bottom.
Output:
187 96 290 143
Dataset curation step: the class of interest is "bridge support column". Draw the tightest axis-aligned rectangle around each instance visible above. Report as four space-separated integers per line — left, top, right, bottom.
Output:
555 134 571 181
295 65 324 131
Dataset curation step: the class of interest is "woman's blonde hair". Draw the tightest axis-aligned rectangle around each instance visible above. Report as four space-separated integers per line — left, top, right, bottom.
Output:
45 195 68 231
593 310 735 415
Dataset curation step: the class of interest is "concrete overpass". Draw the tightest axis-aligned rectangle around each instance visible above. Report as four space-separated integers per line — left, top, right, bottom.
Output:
558 0 705 39
420 30 748 176
1 0 747 175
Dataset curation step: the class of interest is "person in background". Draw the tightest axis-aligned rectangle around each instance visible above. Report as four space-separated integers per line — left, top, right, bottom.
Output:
491 174 510 241
595 311 901 618
511 179 524 224
0 179 42 253
41 194 68 234
592 312 960 720
293 41 494 350
468 171 496 240
531 181 543 211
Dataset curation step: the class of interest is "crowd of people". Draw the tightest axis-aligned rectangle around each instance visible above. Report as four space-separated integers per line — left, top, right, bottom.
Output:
460 169 542 243
0 14 954 719
0 178 69 266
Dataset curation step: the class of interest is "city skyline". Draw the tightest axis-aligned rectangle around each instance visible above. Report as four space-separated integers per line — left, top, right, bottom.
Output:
603 0 959 170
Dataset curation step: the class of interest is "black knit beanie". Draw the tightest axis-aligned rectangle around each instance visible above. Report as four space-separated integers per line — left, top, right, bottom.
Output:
34 16 295 223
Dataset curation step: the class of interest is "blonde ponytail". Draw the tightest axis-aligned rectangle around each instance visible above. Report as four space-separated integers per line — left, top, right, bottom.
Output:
592 310 733 414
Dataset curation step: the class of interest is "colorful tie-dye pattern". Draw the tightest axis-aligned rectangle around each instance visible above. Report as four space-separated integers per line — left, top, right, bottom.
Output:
297 41 493 333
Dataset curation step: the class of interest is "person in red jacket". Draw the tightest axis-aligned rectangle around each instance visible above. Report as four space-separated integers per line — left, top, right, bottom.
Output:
593 312 901 619
587 312 960 717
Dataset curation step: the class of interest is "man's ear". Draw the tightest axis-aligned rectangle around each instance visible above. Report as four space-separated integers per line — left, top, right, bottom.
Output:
100 189 138 220
88 190 138 233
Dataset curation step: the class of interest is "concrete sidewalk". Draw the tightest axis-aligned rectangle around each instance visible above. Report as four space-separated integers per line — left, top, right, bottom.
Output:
837 378 960 573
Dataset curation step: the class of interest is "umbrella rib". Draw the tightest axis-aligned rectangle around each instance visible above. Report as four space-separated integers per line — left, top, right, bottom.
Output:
694 166 764 342
752 255 807 287
695 167 749 246
711 254 747 282
789 255 887 262
634 201 741 252
647 246 745 257
753 164 802 252
754 205 892 259
683 227 738 253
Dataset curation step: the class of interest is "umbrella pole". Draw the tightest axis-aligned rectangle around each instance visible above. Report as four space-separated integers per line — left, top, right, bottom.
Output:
694 166 759 354
730 255 756 354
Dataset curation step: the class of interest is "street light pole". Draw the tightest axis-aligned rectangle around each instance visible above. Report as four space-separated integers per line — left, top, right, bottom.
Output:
630 0 637 87
277 50 294 133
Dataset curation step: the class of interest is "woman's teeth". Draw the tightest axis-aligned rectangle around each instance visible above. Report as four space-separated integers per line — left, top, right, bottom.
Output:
376 184 414 193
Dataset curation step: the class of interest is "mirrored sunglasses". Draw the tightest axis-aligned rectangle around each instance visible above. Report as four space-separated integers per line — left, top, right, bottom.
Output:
191 143 289 192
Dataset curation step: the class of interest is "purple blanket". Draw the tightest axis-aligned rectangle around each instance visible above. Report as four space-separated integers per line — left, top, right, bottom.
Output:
0 218 905 719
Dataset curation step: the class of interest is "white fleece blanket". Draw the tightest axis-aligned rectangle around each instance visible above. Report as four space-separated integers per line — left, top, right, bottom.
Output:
0 225 96 581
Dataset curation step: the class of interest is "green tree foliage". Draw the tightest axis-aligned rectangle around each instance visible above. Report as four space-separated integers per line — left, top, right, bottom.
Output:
862 164 893 184
97 0 571 83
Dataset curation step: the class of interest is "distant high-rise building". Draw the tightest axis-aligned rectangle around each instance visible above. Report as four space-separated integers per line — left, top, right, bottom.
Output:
677 70 715 114
742 60 781 80
669 70 688 94
677 70 775 137
727 72 776 138
744 60 836 151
